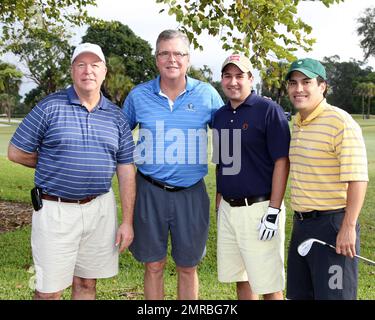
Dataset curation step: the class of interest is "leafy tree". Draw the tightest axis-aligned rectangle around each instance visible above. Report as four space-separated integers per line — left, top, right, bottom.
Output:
82 20 158 85
6 26 72 99
188 65 226 102
262 61 290 107
155 0 344 80
12 101 31 117
156 0 344 106
357 7 375 61
211 80 226 103
0 61 22 122
23 86 46 110
322 55 371 113
1 1 97 109
188 65 213 82
0 0 96 44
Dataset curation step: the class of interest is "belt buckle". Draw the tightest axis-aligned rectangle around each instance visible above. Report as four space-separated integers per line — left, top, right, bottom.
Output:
163 185 175 191
228 199 235 207
296 211 304 221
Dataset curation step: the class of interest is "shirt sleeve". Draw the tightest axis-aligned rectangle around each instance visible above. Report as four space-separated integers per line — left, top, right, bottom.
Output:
335 115 368 182
266 103 291 162
209 86 224 128
211 117 220 165
10 104 48 153
116 114 135 164
122 91 137 130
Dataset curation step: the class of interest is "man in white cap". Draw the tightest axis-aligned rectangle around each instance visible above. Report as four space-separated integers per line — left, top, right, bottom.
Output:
212 54 290 299
8 43 136 300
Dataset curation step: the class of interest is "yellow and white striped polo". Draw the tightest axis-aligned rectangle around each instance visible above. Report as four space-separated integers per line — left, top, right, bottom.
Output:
289 99 368 212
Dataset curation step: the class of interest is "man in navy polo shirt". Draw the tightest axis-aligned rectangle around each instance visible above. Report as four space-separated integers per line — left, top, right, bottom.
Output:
123 29 223 300
8 43 136 299
213 54 290 300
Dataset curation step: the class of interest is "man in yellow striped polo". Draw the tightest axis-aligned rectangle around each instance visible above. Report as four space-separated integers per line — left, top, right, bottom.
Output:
285 58 368 300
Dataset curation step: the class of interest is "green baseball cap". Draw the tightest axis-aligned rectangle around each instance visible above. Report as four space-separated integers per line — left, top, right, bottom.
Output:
285 58 327 80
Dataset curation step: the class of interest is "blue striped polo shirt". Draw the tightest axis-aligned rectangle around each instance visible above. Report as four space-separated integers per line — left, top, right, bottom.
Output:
11 86 134 199
123 76 223 187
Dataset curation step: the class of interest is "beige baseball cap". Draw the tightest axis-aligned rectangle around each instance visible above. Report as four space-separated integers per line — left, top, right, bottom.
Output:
71 43 106 64
221 54 252 73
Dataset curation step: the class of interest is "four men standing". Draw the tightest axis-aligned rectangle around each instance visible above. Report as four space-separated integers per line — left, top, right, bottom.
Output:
7 34 369 300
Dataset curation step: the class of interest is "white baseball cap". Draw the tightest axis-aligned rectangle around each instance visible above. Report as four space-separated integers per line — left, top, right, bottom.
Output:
71 43 106 64
221 54 252 73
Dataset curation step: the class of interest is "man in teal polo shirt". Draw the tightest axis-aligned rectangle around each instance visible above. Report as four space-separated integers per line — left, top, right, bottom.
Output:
123 29 223 300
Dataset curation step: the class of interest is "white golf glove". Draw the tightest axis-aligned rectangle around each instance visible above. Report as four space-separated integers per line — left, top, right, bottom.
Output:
257 207 281 241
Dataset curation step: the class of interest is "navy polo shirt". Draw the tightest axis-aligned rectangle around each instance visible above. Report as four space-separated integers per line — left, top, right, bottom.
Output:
212 91 290 198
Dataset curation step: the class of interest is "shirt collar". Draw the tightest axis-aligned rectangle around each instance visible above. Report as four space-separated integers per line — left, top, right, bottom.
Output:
295 99 326 127
67 85 109 110
225 90 256 110
153 75 194 94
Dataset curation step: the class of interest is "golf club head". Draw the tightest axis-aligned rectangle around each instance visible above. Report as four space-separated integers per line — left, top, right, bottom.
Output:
298 238 375 265
298 238 326 257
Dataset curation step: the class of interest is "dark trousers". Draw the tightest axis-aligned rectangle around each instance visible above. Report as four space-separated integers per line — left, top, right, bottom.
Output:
286 209 360 300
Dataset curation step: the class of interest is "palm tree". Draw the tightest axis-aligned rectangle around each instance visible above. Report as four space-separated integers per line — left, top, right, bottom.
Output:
0 62 23 122
367 83 375 119
355 82 375 120
103 55 134 106
355 82 368 120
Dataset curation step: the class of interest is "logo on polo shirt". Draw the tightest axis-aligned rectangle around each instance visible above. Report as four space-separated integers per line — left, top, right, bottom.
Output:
242 122 249 130
185 103 195 112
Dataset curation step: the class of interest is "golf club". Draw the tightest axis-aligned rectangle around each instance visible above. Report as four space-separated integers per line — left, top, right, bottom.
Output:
298 238 375 266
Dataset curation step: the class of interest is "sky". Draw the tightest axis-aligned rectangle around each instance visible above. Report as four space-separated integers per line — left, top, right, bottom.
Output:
4 0 375 97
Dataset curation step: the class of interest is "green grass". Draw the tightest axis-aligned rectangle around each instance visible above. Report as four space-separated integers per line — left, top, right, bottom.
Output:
0 118 374 300
0 122 17 157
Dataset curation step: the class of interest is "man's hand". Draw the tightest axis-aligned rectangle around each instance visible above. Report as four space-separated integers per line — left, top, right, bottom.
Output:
257 207 281 241
336 224 357 258
115 222 134 253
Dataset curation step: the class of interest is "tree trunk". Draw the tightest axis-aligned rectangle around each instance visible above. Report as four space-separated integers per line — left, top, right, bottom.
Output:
362 95 365 120
7 103 11 124
367 96 371 119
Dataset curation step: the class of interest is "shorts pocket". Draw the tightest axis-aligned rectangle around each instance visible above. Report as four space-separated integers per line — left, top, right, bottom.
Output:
329 212 344 233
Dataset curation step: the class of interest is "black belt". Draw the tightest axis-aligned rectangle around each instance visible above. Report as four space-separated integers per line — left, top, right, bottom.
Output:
138 171 188 192
294 208 345 221
223 194 271 207
42 194 97 204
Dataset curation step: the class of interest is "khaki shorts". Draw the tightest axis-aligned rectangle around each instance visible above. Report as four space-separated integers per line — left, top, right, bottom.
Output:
31 189 118 293
217 198 285 295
